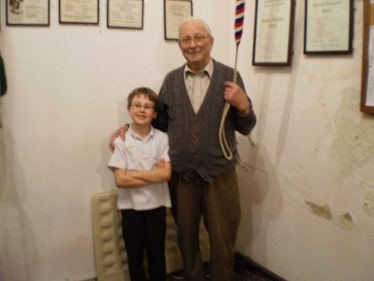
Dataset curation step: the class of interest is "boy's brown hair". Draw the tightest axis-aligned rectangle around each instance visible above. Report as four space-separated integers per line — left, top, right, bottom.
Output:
127 87 159 112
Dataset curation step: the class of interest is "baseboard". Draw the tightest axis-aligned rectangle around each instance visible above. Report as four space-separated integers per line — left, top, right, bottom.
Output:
234 252 288 281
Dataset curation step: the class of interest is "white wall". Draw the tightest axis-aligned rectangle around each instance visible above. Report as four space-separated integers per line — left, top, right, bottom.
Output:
1 0 373 281
235 1 374 281
0 1 234 281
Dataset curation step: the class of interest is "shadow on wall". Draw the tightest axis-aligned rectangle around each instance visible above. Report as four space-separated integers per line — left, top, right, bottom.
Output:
235 64 290 262
0 128 41 281
97 135 119 193
236 143 283 264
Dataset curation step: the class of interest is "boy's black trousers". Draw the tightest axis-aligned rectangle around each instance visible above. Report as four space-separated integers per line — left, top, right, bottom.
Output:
121 207 166 281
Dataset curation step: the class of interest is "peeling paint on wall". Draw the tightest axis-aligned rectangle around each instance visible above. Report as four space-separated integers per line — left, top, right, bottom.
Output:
333 212 354 231
330 88 374 177
305 200 355 231
363 190 374 217
330 88 374 220
305 200 332 220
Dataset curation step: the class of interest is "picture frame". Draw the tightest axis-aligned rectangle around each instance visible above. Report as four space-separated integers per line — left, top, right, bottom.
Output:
360 0 374 113
6 0 50 26
164 0 193 41
304 0 353 55
107 0 143 29
59 0 99 24
252 0 295 66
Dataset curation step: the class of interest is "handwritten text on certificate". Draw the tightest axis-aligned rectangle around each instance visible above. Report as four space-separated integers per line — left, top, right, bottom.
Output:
306 0 350 52
254 0 291 63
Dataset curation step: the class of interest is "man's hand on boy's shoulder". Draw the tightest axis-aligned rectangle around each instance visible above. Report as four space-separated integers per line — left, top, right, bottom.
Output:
110 124 129 151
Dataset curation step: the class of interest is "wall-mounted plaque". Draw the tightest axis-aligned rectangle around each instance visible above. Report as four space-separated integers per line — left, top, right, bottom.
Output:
59 0 99 24
164 0 193 40
304 0 353 54
6 0 50 26
107 0 143 29
252 0 295 66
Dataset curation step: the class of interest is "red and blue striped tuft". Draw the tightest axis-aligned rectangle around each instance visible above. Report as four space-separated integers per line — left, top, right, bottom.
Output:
235 0 245 45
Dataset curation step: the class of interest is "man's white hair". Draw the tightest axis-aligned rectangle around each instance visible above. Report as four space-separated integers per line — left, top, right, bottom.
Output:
178 17 212 38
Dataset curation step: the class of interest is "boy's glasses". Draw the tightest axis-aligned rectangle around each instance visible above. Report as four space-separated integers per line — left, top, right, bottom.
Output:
131 103 155 112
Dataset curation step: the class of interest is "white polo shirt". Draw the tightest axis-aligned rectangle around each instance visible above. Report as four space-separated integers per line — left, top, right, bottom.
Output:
108 125 171 211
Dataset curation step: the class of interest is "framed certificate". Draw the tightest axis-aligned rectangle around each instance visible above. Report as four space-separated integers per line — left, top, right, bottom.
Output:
164 0 193 40
107 0 143 29
361 0 374 113
252 0 295 66
6 0 50 26
59 0 99 24
304 0 353 54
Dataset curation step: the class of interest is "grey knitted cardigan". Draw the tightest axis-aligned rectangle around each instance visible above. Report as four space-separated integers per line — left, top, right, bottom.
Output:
154 59 256 182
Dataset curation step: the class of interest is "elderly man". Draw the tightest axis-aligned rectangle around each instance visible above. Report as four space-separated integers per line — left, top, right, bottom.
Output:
111 17 256 281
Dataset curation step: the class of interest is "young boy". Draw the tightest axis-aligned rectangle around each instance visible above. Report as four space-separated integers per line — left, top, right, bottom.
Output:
108 87 171 281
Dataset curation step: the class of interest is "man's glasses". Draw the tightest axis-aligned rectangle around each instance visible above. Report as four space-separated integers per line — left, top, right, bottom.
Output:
131 103 155 112
179 34 210 46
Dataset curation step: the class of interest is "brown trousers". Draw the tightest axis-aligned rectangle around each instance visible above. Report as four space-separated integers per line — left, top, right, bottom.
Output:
174 168 241 281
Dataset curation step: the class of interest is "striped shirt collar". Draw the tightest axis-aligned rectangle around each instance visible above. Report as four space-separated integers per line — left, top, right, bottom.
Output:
184 59 214 78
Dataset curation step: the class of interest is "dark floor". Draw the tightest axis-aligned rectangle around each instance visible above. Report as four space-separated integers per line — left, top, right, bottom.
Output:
167 270 273 281
167 253 284 281
232 253 278 281
167 262 275 281
232 267 275 281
